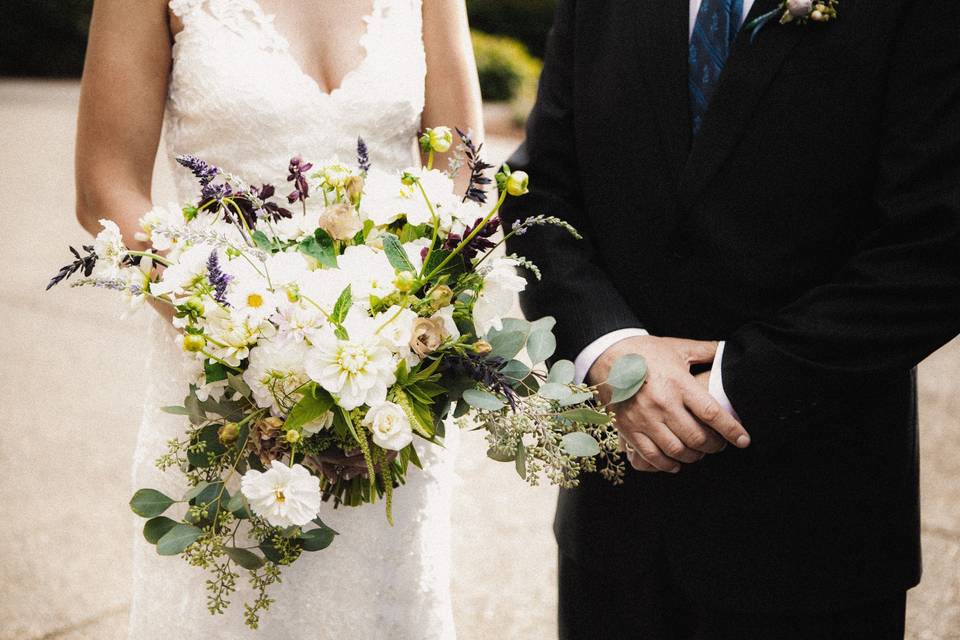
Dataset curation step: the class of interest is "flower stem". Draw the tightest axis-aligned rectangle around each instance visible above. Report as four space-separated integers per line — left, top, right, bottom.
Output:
128 250 173 267
423 189 508 281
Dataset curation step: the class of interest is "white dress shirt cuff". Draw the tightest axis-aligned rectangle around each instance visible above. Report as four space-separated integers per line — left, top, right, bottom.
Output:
573 328 650 385
708 341 739 420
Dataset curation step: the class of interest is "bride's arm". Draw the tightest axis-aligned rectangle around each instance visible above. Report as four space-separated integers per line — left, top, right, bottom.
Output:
75 0 173 249
420 0 484 186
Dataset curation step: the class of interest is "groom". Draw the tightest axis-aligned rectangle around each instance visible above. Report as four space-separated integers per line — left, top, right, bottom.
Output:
501 0 960 638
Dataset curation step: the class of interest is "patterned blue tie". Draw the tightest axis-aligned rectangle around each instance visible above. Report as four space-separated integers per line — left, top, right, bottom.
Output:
689 0 744 135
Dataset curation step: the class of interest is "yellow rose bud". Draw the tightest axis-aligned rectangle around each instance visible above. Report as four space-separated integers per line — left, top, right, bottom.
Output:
184 296 204 315
345 175 365 204
427 127 454 153
472 340 493 356
395 270 418 292
285 429 301 444
182 334 206 353
218 422 240 445
506 171 530 197
428 284 454 309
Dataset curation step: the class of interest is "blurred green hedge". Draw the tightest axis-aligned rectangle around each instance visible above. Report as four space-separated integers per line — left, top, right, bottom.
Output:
466 0 556 59
472 30 542 103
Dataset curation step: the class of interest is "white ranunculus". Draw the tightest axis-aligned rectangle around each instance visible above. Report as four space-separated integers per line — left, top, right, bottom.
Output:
786 0 813 16
337 245 398 303
399 167 459 227
240 461 322 527
304 325 398 410
243 339 311 415
473 257 528 335
92 219 128 278
363 401 414 451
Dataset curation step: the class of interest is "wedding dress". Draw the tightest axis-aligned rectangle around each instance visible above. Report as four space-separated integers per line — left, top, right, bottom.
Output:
129 1 458 637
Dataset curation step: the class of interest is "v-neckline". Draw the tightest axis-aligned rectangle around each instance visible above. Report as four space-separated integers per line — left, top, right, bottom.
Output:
249 0 379 99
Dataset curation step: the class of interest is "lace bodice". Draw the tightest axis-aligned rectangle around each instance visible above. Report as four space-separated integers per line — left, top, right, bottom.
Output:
165 0 426 198
130 2 457 638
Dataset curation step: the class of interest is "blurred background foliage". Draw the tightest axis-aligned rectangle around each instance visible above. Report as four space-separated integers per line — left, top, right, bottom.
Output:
1 0 554 106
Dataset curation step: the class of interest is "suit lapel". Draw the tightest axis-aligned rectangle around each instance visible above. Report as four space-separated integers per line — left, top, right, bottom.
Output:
634 0 692 185
677 0 807 208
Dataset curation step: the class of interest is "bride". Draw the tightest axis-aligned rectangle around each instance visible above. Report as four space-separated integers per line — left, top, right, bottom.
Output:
74 1 483 637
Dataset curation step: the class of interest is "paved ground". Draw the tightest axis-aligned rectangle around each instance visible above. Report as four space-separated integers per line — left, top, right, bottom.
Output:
1 80 958 640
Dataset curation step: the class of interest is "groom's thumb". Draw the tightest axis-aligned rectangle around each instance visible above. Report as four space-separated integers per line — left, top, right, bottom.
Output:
682 339 719 365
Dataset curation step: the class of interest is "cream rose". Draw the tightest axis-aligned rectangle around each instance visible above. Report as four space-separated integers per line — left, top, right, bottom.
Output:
318 202 363 240
363 401 414 451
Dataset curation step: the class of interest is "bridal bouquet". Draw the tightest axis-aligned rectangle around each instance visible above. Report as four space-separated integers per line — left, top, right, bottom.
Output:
47 128 646 627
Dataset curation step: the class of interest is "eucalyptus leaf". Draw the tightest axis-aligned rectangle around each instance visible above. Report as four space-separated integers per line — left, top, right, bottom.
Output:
546 360 576 385
184 388 205 426
526 330 557 364
204 359 229 384
499 359 531 384
530 316 557 333
515 441 527 479
606 354 649 404
226 491 251 519
539 382 573 401
561 432 602 457
251 230 274 252
299 527 336 552
559 390 595 407
130 489 175 518
160 405 190 416
487 330 527 361
487 445 516 462
381 233 416 273
224 547 265 570
462 388 506 411
156 523 203 556
559 408 612 425
183 481 211 503
143 516 178 544
227 374 252 399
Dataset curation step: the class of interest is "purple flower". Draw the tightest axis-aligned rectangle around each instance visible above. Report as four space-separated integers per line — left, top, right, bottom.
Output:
456 128 494 205
443 216 501 261
207 250 232 305
357 137 371 173
286 156 314 204
176 155 220 186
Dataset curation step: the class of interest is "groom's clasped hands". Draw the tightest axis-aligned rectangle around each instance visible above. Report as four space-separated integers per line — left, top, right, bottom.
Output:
588 336 751 473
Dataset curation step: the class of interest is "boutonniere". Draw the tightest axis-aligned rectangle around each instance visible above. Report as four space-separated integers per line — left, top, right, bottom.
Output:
746 0 839 42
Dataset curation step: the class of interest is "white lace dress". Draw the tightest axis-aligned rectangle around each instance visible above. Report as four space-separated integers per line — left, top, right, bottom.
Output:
129 1 458 637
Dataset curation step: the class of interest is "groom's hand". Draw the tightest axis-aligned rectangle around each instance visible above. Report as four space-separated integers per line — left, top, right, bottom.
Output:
589 336 750 473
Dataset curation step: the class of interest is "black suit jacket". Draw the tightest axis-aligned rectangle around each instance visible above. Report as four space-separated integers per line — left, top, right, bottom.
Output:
501 0 960 613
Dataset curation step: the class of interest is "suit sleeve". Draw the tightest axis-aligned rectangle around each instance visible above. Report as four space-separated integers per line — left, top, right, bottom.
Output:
721 0 960 429
501 0 644 363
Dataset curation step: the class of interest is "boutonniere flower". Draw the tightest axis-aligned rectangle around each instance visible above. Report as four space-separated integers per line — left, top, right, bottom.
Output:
746 0 839 42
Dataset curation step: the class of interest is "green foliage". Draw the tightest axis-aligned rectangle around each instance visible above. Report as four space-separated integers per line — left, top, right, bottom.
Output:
381 233 416 273
467 0 557 59
471 30 543 102
157 523 203 556
284 384 334 432
606 354 649 404
130 489 175 518
561 431 601 457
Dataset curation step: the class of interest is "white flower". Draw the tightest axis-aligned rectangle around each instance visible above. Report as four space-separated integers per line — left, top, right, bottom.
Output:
240 461 321 527
432 304 461 341
296 267 351 315
150 243 211 299
136 203 183 253
305 327 397 410
786 0 813 16
243 339 311 415
474 257 527 335
337 245 398 303
358 168 408 227
318 160 354 190
400 168 459 227
265 251 310 287
92 219 128 278
302 411 335 435
363 401 414 451
374 305 420 364
201 305 275 366
227 277 280 323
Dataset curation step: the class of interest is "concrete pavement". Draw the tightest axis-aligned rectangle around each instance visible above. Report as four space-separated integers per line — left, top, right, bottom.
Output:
1 80 958 640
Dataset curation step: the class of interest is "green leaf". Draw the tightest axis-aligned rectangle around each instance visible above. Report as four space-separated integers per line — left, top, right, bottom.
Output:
156 523 203 556
606 354 649 404
183 481 211 502
393 388 437 439
498 359 531 384
259 540 283 563
331 285 353 325
251 230 274 252
526 330 557 364
227 374 252 399
143 516 178 544
203 360 230 384
462 388 506 411
299 527 336 552
561 432 601 457
130 489 175 518
487 330 527 361
546 360 576 385
184 388 206 426
381 233 416 273
559 390 595 407
226 491 251 519
559 408 612 425
160 405 190 416
487 445 516 462
530 316 557 333
539 382 572 401
515 441 527 479
224 547 265 570
312 515 340 535
187 424 227 469
285 385 334 432
299 229 337 268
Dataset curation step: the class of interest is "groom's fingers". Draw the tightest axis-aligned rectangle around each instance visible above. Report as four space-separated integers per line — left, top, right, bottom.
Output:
645 422 704 464
678 339 719 365
663 404 727 454
629 432 683 473
683 385 751 448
